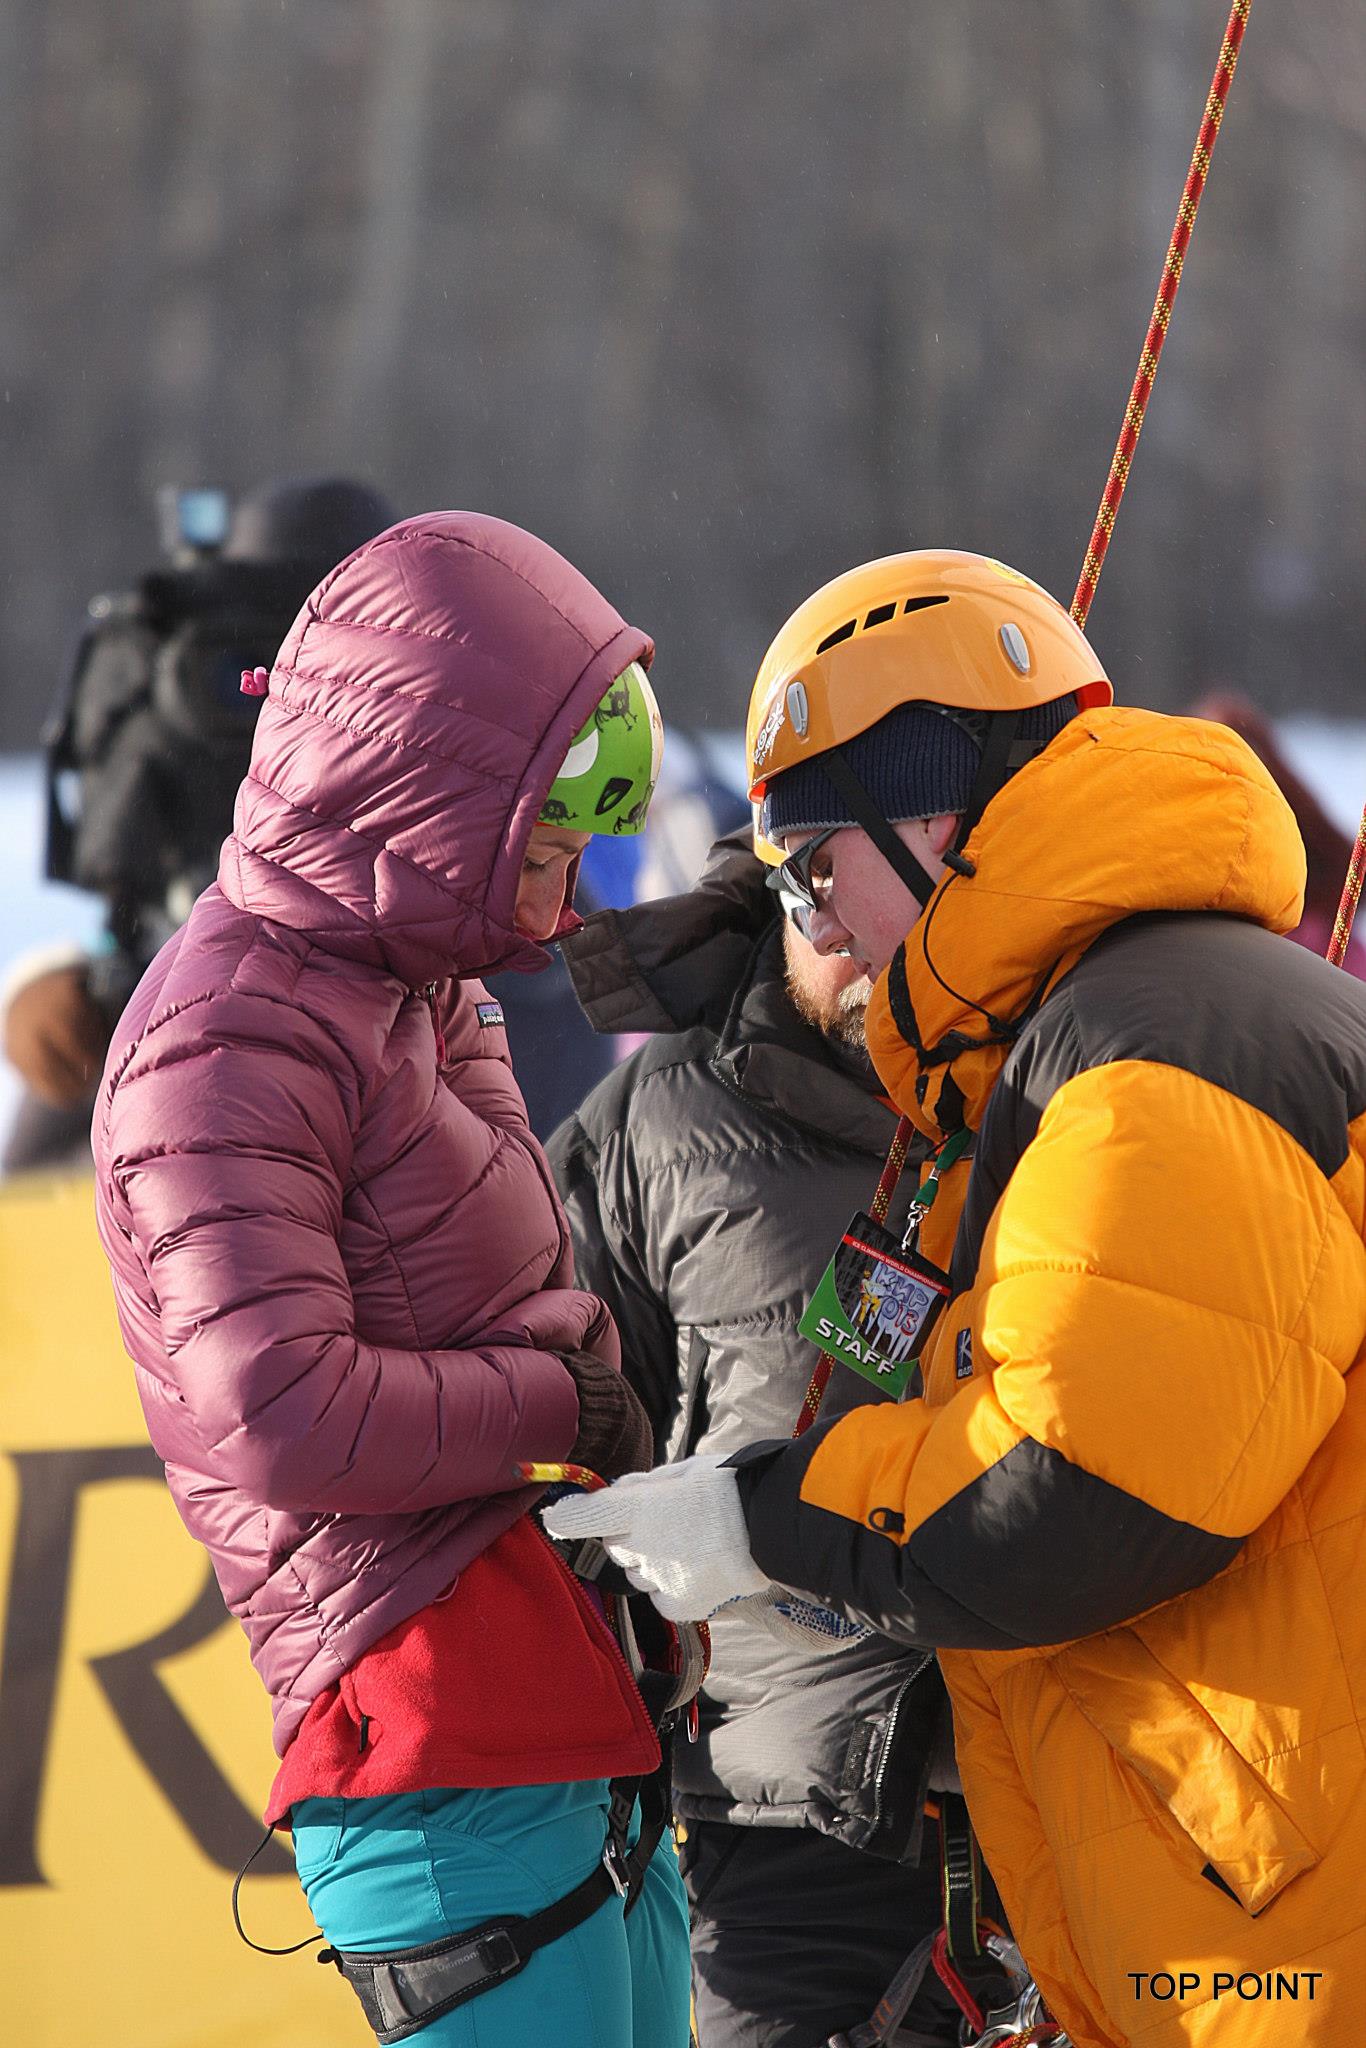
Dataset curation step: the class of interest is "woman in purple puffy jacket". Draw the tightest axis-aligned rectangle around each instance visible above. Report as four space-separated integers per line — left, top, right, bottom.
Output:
92 512 690 2047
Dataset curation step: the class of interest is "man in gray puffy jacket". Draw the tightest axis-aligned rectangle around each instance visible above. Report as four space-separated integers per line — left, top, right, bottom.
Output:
549 832 966 2048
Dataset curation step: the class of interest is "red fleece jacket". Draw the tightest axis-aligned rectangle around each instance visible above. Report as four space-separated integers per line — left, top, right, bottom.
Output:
267 1517 659 1824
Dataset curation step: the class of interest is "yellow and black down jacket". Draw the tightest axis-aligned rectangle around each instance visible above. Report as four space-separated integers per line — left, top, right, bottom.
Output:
736 708 1366 2046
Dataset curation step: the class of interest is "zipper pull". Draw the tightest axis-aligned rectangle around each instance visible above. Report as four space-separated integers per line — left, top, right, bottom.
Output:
422 982 446 1066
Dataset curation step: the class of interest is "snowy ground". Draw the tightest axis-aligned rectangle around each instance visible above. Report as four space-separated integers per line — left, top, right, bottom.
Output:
2 718 1364 1142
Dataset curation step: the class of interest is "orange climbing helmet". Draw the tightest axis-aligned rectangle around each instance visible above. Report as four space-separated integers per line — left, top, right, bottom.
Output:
746 549 1113 863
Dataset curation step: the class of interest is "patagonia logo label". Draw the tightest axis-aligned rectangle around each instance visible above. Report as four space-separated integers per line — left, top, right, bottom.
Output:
955 1329 974 1380
476 1001 505 1030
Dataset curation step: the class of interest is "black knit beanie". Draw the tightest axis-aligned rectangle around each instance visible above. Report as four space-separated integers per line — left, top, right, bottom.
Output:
761 694 1078 843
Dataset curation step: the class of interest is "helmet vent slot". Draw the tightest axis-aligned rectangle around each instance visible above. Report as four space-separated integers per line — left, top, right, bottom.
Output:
816 593 949 655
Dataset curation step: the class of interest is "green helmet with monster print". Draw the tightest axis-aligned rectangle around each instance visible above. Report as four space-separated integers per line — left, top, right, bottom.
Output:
538 659 664 836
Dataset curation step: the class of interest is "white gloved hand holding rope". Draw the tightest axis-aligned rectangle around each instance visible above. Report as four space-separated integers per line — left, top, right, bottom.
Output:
541 1455 771 1621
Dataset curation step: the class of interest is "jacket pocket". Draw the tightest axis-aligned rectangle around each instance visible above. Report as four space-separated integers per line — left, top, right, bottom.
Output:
290 1796 346 1884
855 1653 941 1863
1052 1629 1319 1916
676 1821 749 1923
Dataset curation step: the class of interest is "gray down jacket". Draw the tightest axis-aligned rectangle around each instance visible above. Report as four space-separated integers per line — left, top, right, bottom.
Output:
548 834 950 1860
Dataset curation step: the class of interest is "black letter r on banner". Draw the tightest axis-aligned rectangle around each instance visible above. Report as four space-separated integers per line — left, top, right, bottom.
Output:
0 1448 290 1885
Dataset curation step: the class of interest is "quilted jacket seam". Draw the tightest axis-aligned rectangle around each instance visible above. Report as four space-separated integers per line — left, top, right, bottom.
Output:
990 1258 1334 1358
1121 1614 1361 1772
269 666 521 780
1197 1187 1336 1528
237 771 488 920
120 980 369 1140
1303 1517 1366 1762
318 525 607 652
348 1181 424 1349
234 818 504 973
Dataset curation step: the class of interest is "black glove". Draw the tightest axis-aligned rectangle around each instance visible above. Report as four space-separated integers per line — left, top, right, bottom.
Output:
560 1350 654 1481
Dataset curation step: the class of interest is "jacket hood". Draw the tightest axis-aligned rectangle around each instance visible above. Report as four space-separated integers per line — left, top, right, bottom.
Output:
217 511 653 986
867 705 1308 1139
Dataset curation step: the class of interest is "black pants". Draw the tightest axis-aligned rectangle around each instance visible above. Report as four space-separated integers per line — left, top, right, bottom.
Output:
679 1819 967 2048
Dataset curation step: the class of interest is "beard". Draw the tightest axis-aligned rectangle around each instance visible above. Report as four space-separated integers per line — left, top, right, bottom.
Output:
782 925 873 1050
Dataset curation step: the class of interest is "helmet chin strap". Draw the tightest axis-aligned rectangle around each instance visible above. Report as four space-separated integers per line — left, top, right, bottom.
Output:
955 708 1027 846
822 751 943 906
821 710 1032 907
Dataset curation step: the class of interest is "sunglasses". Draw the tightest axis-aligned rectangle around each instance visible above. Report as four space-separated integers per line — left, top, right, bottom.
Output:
765 825 841 935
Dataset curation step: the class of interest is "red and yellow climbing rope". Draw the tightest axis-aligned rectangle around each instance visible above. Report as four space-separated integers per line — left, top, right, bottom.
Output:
795 1 1260 1445
1329 815 1366 966
793 1113 915 1437
1064 0 1364 966
1071 0 1252 631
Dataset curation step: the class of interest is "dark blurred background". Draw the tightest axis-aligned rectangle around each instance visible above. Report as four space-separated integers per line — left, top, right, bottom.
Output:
3 0 1363 750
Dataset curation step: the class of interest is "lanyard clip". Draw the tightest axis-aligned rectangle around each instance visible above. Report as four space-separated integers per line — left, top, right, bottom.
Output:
901 1179 938 1251
901 1128 972 1251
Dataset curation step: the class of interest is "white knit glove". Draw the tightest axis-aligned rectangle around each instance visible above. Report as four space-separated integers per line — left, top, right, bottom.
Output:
541 1455 770 1622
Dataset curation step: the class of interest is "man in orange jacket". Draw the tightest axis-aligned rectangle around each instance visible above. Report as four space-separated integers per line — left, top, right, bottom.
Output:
547 550 1366 2047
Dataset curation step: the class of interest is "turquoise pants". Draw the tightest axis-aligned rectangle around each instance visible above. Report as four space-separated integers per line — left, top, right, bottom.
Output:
292 1779 692 2047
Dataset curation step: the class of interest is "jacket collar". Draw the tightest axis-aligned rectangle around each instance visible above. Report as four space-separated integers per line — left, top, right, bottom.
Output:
559 831 765 1038
713 927 898 1157
866 707 1307 1141
562 832 900 1157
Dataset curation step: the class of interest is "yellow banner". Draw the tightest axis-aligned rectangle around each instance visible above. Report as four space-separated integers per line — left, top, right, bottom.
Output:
0 1173 368 2047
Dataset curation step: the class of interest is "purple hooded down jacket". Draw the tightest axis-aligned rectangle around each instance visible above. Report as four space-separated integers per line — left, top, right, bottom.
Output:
92 512 652 1753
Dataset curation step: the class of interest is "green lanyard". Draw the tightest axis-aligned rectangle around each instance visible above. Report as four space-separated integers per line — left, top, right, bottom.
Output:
902 1124 973 1249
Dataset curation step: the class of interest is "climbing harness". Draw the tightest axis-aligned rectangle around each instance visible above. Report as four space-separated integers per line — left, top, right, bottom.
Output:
230 1769 674 2035
234 1458 707 2043
317 1765 673 2044
522 1458 712 1739
824 1788 1063 2046
825 1922 1061 2048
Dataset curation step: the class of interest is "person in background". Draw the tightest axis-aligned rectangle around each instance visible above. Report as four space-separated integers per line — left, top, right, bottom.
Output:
1190 690 1366 976
2 475 396 1174
91 512 691 2048
549 830 972 2048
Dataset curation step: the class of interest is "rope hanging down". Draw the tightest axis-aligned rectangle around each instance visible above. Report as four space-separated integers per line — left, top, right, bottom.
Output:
793 1117 913 1436
1062 0 1360 967
1071 0 1252 631
1329 834 1365 968
795 2 1257 1449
